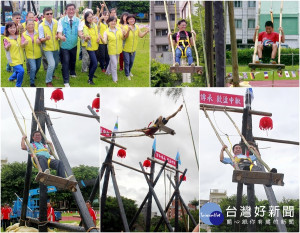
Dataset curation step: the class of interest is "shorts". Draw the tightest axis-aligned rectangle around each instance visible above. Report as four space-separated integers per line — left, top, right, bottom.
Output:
262 45 273 58
154 117 169 126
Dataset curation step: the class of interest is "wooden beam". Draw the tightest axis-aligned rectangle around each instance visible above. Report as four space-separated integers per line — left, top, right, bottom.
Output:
112 160 150 175
254 137 299 145
200 104 272 116
45 107 100 120
87 105 100 123
147 157 184 174
100 137 127 150
170 66 203 74
248 63 285 70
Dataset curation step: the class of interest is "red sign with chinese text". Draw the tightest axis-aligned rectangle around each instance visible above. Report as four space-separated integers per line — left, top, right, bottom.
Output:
101 127 112 137
200 91 244 107
154 151 177 167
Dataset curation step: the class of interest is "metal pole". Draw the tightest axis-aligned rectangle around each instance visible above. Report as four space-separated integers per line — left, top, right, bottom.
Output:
45 115 97 232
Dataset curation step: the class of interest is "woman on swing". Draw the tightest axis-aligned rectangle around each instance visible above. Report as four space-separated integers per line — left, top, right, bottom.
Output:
168 19 196 67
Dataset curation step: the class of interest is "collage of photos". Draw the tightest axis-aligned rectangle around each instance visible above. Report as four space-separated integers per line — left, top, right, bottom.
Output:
0 0 299 233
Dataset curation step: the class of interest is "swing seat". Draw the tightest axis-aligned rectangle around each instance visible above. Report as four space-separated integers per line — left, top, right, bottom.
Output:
35 172 78 192
232 170 284 186
248 63 285 73
170 65 203 74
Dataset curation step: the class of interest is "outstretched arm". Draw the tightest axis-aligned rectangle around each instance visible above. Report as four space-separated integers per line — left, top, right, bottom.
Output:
220 145 227 162
21 136 28 150
165 104 183 121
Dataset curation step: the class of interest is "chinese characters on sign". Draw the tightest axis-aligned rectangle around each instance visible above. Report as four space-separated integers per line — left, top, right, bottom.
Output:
200 91 244 108
154 151 177 167
100 126 112 137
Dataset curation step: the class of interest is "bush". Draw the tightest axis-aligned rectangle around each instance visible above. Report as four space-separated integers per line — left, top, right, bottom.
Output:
151 59 180 87
226 48 299 65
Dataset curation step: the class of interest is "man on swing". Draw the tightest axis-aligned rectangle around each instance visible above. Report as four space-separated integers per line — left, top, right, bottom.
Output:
21 131 74 181
253 21 285 64
168 19 196 67
142 104 183 138
220 143 277 173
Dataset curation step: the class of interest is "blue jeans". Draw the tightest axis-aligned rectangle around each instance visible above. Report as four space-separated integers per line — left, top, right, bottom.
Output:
9 65 24 87
87 50 98 81
44 50 59 83
27 58 41 84
175 46 193 65
123 51 136 77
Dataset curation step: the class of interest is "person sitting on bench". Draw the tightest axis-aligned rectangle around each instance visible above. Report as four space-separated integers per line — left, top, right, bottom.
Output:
168 19 196 67
142 104 183 138
253 21 285 64
220 143 277 173
21 131 73 180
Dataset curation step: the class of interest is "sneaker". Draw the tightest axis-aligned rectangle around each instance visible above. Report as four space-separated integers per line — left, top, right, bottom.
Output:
70 74 77 78
255 59 262 64
102 69 106 73
46 82 53 87
127 76 131 80
64 83 70 87
30 84 36 87
8 78 16 82
119 68 123 71
88 80 95 85
130 72 133 77
190 63 195 67
270 168 277 173
269 59 277 64
44 169 50 175
175 62 179 67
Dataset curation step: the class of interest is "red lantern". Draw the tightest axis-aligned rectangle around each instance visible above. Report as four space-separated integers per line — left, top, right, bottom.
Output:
50 89 64 103
143 160 151 168
92 94 100 112
180 175 186 181
117 149 126 158
259 117 273 130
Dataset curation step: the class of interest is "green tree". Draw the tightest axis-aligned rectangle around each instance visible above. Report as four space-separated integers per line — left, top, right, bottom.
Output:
102 196 138 232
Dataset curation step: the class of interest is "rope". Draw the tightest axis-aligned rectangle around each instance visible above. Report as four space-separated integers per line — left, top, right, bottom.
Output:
2 88 42 172
164 0 175 65
10 89 28 135
174 2 177 33
103 132 169 138
87 227 100 232
278 0 283 64
188 0 199 66
22 88 58 160
252 0 261 63
198 1 210 87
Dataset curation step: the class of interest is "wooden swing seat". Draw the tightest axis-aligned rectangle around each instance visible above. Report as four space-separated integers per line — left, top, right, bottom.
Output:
35 172 77 192
170 66 203 74
232 170 284 186
248 63 285 70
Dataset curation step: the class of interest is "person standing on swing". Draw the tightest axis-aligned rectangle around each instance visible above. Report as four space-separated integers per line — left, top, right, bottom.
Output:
168 19 196 67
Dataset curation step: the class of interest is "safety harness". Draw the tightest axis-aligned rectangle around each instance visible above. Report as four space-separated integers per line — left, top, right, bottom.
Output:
31 142 51 169
234 151 254 171
176 31 191 58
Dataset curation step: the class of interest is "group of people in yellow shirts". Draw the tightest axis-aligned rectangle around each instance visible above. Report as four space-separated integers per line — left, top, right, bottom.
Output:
3 3 149 87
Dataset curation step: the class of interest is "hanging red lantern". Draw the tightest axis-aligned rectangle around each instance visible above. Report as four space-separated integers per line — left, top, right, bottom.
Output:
92 94 100 112
180 175 186 181
117 149 126 158
143 160 151 168
50 89 64 103
259 117 273 130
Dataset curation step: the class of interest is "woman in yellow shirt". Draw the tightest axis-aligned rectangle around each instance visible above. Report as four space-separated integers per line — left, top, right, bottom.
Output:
118 12 129 72
96 11 109 72
83 12 100 85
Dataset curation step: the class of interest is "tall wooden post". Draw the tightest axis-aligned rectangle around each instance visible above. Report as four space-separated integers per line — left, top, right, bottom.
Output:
228 1 239 87
145 147 155 231
175 161 179 231
205 1 214 86
214 1 225 87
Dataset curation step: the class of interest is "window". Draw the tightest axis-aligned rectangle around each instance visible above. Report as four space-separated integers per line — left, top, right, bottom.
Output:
154 1 163 5
234 1 242 8
248 1 256 7
155 13 166 21
157 45 169 52
235 19 242 28
156 29 168 37
170 14 175 21
248 19 255 28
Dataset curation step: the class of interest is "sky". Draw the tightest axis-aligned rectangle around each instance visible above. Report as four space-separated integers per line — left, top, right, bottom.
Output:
1 88 100 168
100 88 199 215
200 88 299 202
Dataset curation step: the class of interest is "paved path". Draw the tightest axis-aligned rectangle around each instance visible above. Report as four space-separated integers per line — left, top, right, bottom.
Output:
249 80 299 87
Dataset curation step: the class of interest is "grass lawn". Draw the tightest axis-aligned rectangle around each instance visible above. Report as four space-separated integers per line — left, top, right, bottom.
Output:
226 65 299 81
1 25 150 87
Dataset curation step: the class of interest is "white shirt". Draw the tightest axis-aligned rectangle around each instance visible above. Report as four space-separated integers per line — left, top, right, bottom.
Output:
57 16 83 33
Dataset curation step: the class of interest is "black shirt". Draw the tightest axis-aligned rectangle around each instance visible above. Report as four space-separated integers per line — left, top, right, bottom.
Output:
172 31 192 46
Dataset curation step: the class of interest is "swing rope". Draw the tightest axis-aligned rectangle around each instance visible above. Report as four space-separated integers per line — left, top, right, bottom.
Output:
202 107 239 169
164 0 175 65
22 88 58 160
2 88 42 172
278 0 283 64
252 0 261 63
223 110 271 171
10 89 28 135
188 0 199 66
102 132 169 139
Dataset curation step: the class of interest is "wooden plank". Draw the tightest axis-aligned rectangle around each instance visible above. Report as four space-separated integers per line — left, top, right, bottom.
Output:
100 137 127 150
35 172 77 192
170 66 203 74
253 137 299 145
248 63 285 69
232 170 284 186
45 107 100 120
